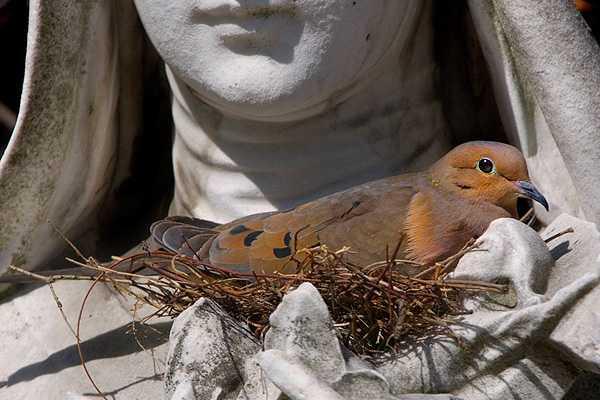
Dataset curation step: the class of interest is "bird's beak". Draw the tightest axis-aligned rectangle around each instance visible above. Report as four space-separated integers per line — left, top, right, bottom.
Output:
515 181 549 211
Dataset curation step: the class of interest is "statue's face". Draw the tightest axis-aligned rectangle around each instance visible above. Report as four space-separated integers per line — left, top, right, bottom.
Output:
135 1 417 120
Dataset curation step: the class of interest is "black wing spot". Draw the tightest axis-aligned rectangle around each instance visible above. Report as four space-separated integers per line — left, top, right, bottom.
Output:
273 247 292 258
230 224 249 235
283 232 292 247
244 230 264 247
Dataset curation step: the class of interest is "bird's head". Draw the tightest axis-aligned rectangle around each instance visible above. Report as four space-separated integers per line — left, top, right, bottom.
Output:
430 141 548 218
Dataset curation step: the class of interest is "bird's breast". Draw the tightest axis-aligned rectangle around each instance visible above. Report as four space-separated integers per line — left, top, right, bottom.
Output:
404 190 507 264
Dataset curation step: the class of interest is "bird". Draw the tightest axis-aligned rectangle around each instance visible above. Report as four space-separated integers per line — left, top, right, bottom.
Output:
150 141 549 275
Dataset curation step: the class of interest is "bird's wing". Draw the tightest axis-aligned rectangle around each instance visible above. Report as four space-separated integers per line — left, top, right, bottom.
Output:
316 181 417 265
207 176 419 274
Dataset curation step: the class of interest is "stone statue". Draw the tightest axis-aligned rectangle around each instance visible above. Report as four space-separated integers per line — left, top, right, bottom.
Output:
139 0 450 222
1 0 599 399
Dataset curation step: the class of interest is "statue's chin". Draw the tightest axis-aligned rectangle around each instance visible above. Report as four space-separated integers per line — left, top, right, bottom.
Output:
165 32 378 122
188 90 332 122
136 0 418 122
176 58 355 122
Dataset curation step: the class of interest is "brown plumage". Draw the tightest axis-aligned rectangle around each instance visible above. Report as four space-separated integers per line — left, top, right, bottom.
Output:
151 141 548 274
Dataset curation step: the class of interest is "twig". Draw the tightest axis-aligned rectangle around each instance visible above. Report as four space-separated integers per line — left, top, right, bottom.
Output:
76 273 108 400
9 265 80 339
47 221 88 262
543 227 574 243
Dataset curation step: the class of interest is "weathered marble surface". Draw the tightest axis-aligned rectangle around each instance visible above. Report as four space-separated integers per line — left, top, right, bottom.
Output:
0 281 170 399
166 285 461 400
491 0 600 224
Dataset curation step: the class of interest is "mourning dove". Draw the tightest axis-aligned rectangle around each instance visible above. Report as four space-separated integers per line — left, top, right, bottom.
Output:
151 141 548 274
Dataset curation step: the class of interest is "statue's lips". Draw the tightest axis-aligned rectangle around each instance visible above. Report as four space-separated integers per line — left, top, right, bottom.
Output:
191 3 296 47
217 24 270 43
192 3 297 20
185 3 304 61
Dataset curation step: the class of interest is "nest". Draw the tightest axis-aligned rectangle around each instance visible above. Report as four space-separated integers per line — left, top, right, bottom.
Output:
14 239 508 358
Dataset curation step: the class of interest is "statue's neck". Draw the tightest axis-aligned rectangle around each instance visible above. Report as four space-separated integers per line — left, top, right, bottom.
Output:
167 10 450 223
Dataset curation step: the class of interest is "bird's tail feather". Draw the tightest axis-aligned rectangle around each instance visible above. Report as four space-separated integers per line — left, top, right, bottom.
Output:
150 216 219 257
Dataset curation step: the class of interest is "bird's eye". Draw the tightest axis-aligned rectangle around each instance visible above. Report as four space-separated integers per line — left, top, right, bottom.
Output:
476 158 496 174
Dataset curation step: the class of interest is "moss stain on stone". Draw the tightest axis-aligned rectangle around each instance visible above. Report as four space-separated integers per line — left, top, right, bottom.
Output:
0 0 95 260
246 5 297 19
10 253 26 268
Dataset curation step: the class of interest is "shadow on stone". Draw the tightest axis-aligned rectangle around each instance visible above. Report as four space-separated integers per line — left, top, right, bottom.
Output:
564 373 600 400
2 321 171 387
549 240 572 261
80 374 164 399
